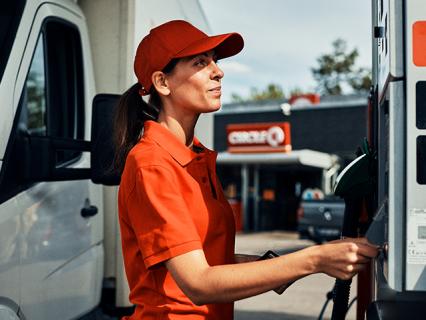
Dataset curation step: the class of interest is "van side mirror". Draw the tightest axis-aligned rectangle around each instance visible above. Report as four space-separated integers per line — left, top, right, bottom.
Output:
15 94 121 185
90 94 121 185
18 134 91 182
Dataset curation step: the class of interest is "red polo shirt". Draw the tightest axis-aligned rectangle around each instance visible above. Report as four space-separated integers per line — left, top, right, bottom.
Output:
118 120 236 320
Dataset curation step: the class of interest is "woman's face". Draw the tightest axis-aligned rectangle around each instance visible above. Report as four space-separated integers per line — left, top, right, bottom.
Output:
165 50 224 115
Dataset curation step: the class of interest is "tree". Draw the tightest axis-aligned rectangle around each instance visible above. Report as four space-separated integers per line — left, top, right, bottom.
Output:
311 38 372 95
230 83 285 103
230 93 245 103
288 86 304 97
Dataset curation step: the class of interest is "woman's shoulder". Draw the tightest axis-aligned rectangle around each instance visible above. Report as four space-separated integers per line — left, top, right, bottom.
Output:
126 137 175 171
120 139 176 191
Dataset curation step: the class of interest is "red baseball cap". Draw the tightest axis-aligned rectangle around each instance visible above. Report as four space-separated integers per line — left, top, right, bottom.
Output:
134 20 244 96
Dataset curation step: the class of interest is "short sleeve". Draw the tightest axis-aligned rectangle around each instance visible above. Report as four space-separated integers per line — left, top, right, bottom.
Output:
126 165 202 268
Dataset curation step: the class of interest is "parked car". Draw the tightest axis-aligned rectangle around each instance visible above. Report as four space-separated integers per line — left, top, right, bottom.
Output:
297 189 344 243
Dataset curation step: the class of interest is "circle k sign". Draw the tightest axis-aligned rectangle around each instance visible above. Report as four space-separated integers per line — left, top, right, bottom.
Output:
226 122 291 153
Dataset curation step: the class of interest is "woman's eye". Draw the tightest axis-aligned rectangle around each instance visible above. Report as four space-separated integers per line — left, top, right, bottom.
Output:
195 59 207 66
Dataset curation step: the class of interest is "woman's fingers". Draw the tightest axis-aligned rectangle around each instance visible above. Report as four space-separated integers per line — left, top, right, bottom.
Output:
333 261 368 280
341 237 377 247
341 265 361 277
360 246 379 258
319 239 376 279
333 237 379 258
353 255 370 264
354 242 379 258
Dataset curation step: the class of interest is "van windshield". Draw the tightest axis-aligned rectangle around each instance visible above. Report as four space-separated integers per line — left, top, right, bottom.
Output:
0 0 26 83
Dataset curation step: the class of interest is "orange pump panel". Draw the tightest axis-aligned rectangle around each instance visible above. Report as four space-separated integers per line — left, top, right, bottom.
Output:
413 21 426 66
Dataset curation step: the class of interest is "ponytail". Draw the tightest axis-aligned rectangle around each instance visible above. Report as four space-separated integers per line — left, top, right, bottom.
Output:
113 58 179 175
113 83 160 174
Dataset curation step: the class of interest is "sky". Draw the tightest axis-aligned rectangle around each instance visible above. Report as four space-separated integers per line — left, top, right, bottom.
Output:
198 0 372 103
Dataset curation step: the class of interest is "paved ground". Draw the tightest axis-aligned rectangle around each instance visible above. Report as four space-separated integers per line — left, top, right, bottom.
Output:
234 231 357 320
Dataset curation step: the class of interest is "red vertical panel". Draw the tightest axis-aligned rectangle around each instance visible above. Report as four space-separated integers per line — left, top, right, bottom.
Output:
413 21 426 66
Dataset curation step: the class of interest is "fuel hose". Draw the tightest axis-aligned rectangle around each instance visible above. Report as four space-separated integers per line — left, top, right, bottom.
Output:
330 196 363 320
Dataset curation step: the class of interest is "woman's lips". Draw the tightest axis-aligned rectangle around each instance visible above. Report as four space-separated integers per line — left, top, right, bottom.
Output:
209 86 222 96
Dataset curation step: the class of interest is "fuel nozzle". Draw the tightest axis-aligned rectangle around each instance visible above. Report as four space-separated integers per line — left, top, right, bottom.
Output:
334 139 375 199
330 139 376 320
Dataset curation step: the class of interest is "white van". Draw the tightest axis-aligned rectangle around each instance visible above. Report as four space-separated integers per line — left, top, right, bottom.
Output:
0 1 103 319
0 0 210 319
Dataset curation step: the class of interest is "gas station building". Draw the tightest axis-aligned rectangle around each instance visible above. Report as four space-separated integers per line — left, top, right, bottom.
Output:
214 94 368 232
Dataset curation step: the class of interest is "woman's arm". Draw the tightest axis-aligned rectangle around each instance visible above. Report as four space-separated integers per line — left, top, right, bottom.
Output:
234 254 259 263
165 238 377 306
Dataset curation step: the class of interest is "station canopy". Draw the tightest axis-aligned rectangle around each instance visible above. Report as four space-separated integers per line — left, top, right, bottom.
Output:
217 149 339 169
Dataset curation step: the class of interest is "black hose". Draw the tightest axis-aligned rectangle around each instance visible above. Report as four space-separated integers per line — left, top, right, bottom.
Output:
331 279 352 320
330 196 363 320
318 290 358 320
318 290 334 320
346 296 358 316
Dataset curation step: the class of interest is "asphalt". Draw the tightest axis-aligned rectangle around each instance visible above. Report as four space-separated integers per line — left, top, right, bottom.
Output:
234 231 357 320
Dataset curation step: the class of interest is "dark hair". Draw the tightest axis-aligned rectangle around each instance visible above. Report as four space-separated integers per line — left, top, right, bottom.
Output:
113 59 179 174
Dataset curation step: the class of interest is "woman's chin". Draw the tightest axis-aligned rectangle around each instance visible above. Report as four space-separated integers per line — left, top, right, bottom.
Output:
208 103 222 113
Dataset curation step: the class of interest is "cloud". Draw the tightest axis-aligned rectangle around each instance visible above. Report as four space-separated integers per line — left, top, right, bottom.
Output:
219 61 252 74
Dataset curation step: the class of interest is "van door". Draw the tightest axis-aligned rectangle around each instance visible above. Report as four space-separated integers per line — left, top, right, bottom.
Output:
0 3 103 320
0 1 33 318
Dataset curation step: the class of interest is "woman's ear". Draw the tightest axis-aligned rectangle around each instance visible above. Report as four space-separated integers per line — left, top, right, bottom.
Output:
151 71 170 96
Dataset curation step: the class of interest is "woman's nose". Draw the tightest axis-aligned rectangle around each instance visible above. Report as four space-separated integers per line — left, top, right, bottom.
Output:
211 61 224 80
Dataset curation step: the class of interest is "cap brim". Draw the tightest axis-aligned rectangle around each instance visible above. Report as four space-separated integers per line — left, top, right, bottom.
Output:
174 32 244 60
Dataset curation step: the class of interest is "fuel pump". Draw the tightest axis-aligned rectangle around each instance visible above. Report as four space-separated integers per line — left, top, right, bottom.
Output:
363 0 426 319
321 1 426 318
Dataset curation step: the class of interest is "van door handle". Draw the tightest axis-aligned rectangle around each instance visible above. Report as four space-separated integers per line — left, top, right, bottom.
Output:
81 205 98 218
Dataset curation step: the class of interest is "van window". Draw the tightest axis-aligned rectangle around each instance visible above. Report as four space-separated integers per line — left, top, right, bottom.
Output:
44 20 85 164
21 35 47 136
0 19 85 203
19 20 85 163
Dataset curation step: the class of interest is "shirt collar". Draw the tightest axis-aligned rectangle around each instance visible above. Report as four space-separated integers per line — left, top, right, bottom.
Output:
142 120 216 166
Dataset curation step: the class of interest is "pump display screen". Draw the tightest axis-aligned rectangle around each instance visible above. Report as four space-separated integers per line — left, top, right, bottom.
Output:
418 226 426 239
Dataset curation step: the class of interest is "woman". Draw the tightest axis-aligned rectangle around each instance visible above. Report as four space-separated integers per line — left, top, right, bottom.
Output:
115 20 377 320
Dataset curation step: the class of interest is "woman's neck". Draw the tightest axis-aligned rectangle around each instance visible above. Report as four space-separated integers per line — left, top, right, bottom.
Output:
157 112 199 147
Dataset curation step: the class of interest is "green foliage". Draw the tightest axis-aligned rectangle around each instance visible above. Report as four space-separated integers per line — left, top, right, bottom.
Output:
230 92 245 103
348 67 372 92
288 86 304 97
311 38 371 95
230 83 285 103
250 83 285 101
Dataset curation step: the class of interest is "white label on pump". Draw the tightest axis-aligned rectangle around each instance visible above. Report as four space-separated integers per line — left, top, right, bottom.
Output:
407 209 426 264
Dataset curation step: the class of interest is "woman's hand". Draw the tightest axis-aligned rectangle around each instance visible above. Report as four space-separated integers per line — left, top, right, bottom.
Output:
313 237 378 280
